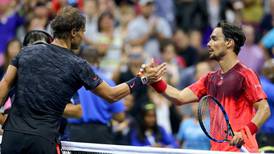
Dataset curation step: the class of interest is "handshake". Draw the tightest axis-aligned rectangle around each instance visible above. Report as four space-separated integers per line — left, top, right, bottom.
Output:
137 59 168 93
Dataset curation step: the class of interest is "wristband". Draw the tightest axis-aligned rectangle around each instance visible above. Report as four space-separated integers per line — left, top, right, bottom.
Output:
246 122 258 135
151 79 167 93
126 77 147 93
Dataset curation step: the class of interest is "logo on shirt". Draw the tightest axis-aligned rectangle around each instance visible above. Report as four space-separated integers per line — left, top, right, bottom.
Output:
130 82 135 88
92 76 98 80
254 84 261 89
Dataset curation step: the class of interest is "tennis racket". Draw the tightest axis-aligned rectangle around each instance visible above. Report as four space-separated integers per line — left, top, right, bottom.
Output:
197 95 249 152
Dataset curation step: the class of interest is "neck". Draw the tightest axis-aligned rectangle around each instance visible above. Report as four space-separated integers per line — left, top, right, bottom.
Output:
51 38 71 49
218 51 239 73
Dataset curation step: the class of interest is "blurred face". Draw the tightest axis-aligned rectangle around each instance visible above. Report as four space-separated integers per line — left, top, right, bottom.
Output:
173 30 189 49
34 6 49 18
7 40 21 59
100 15 114 31
207 28 227 60
141 3 154 18
162 44 176 62
84 0 97 17
128 46 144 66
195 62 211 80
71 28 85 50
144 110 156 128
243 25 254 45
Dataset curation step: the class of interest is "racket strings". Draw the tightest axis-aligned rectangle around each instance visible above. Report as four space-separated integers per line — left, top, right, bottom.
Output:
201 97 229 142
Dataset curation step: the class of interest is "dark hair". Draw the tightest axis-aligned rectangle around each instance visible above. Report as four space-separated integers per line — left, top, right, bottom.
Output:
23 30 53 46
216 21 246 55
136 103 162 143
159 39 175 53
50 6 86 39
97 11 114 32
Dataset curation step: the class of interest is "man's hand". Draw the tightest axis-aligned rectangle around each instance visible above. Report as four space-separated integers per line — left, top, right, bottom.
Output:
139 59 167 84
230 131 245 147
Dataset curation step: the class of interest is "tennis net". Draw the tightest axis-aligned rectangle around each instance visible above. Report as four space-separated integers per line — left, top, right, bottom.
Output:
61 141 247 154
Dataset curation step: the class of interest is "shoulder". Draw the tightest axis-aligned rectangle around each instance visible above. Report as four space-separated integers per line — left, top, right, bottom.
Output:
236 63 258 78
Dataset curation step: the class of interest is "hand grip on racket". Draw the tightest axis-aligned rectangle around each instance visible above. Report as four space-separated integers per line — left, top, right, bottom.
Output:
198 95 249 153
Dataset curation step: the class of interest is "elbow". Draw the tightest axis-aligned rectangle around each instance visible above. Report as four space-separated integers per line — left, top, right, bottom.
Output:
261 102 271 120
105 94 120 103
265 105 271 119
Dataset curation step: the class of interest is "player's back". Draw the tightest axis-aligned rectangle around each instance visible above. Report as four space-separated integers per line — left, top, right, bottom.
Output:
4 43 85 142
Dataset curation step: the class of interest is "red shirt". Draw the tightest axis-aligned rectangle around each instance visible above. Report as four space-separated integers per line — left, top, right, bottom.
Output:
189 63 267 152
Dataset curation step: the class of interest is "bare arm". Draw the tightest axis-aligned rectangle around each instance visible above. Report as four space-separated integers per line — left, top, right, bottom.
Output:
0 65 17 106
92 62 166 103
92 81 131 103
162 86 199 106
63 103 82 118
251 99 271 128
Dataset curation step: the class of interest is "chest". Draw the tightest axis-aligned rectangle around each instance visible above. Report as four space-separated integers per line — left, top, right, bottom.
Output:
207 72 245 100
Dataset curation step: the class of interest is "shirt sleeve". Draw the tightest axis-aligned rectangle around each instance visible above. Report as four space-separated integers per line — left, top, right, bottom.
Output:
10 52 21 68
188 74 209 99
244 70 267 104
76 60 103 90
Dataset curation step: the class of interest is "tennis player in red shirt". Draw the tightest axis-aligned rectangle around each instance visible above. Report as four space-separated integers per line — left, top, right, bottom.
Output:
148 21 270 152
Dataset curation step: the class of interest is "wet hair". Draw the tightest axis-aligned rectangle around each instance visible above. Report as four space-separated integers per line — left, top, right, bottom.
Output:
50 6 86 39
23 30 53 46
216 21 246 55
97 11 114 32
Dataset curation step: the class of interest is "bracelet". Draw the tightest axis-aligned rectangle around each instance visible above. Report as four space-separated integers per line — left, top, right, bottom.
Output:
246 122 258 135
126 77 147 93
151 79 167 93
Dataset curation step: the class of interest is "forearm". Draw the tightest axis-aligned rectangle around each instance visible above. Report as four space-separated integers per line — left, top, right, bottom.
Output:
63 104 82 118
108 83 131 102
152 80 198 106
0 80 11 106
251 100 271 128
162 85 187 105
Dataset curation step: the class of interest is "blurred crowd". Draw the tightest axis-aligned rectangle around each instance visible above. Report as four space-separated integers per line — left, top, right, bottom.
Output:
0 0 273 151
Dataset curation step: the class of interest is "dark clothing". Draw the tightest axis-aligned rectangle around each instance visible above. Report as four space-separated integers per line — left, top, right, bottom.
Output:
3 43 102 144
68 123 113 144
117 68 148 116
1 131 59 154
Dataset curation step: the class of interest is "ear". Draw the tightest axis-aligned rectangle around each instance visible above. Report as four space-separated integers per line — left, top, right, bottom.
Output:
225 39 233 49
71 29 78 38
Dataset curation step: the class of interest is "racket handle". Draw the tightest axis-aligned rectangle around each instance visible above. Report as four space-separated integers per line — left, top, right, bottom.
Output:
240 146 249 153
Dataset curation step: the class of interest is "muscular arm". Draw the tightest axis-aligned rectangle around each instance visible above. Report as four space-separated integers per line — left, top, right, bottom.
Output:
251 99 271 128
162 85 199 106
0 65 17 106
92 81 131 103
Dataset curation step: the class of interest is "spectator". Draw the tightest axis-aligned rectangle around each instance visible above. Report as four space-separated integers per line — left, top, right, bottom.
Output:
67 47 126 144
257 59 274 147
130 103 178 148
126 0 172 58
0 0 24 53
112 45 149 117
89 11 124 78
238 25 265 74
173 29 199 67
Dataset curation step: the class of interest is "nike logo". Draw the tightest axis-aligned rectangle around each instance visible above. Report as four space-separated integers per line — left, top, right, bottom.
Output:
92 76 98 80
130 82 135 88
